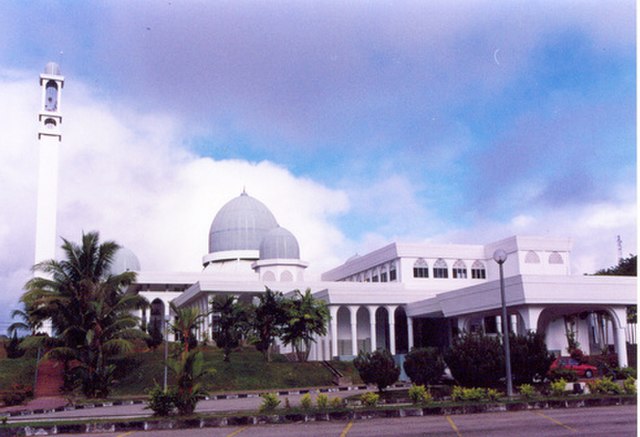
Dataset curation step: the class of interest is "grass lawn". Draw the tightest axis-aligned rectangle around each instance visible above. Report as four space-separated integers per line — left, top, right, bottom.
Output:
0 355 37 389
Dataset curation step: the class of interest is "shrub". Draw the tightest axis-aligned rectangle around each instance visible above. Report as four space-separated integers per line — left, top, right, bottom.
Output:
444 332 504 387
518 383 536 399
146 385 175 416
0 384 33 406
587 376 622 395
354 349 400 392
403 348 445 386
408 384 432 404
615 367 637 380
509 332 554 384
360 392 380 407
623 377 636 395
300 393 312 410
330 397 344 409
259 393 281 412
450 386 486 402
550 378 567 396
4 333 24 359
548 368 578 382
316 393 329 410
486 388 501 401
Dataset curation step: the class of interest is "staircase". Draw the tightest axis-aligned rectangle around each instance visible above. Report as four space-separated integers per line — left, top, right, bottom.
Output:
322 360 351 386
34 359 64 397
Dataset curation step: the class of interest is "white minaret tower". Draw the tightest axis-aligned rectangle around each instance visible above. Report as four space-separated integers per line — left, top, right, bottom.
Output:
34 62 64 267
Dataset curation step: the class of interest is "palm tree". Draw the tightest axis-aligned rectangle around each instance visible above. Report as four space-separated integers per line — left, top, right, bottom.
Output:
169 303 205 355
20 231 148 397
281 289 329 362
210 295 251 362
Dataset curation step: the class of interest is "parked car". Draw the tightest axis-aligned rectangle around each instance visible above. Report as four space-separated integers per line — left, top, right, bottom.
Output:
549 357 597 378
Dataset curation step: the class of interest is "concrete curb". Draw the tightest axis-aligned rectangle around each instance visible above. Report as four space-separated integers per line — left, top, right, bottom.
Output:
0 395 635 436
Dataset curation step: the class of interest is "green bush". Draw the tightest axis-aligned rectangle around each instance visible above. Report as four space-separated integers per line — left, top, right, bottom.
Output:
330 396 344 409
623 377 636 395
259 393 281 412
615 367 637 380
486 388 501 401
0 383 33 406
360 392 380 407
403 348 445 386
550 378 568 396
300 393 312 410
146 385 175 416
548 368 578 382
444 332 504 387
450 386 486 402
316 393 329 410
408 384 432 404
587 376 622 395
354 349 400 392
509 332 554 384
518 383 536 399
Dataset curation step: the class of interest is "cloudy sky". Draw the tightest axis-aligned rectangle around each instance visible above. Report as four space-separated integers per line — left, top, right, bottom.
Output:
0 1 636 332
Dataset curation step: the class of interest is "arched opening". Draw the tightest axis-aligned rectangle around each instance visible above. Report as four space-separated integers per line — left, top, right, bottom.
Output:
149 298 165 340
376 307 389 351
336 306 352 356
356 307 371 353
395 307 408 354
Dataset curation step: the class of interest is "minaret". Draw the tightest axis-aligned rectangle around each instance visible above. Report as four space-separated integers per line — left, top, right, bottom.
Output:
34 62 64 267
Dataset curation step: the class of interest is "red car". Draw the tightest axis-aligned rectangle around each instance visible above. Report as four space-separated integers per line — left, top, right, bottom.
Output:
549 357 597 378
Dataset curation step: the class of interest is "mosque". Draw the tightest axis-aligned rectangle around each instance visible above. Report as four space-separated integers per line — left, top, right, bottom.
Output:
35 63 637 367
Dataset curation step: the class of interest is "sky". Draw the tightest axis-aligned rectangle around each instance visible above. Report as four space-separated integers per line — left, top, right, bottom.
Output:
0 1 636 333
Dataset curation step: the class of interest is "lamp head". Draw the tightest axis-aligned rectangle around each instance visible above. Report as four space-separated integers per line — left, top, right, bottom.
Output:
493 249 508 264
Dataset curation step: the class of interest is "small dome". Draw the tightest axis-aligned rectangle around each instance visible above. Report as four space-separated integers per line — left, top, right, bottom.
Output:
44 62 61 76
209 192 279 253
259 227 300 260
108 247 141 275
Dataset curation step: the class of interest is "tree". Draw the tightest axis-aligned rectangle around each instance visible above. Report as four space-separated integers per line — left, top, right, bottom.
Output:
253 288 288 362
168 349 212 415
594 254 637 324
169 304 204 355
444 332 504 388
8 304 42 337
4 332 25 359
20 231 148 398
210 295 251 362
508 331 554 385
403 347 445 386
281 289 329 362
354 349 400 392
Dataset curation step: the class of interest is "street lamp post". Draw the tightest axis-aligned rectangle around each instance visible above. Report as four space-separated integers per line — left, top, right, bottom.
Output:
493 249 513 397
163 315 169 391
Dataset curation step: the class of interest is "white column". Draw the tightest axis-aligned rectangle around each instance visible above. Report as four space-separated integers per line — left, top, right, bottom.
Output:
518 306 544 333
367 305 378 352
407 316 414 351
349 306 359 356
330 306 339 359
386 305 397 355
615 327 629 368
324 336 330 361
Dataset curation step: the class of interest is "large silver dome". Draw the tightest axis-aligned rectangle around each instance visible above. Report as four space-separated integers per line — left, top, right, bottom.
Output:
208 192 279 253
108 247 141 275
259 227 300 260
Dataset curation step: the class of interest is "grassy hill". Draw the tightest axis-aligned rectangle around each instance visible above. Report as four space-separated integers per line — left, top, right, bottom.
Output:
0 345 359 398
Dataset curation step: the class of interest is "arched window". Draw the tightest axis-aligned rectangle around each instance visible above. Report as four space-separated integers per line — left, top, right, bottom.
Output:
471 260 486 279
413 258 429 278
433 258 448 278
525 251 540 264
549 251 564 264
452 259 467 279
280 270 293 282
262 271 276 281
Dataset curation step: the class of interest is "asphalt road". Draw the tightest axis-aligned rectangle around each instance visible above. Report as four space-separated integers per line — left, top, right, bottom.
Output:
57 405 636 437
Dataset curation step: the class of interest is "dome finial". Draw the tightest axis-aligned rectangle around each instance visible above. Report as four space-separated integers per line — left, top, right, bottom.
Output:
242 186 247 196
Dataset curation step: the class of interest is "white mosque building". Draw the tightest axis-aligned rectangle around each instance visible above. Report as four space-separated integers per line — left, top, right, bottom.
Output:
34 63 637 368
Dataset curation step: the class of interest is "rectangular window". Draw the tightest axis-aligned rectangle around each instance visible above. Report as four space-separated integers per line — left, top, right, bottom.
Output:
380 272 388 282
433 268 448 278
453 268 467 279
413 267 429 278
390 269 397 281
471 269 486 279
372 275 379 282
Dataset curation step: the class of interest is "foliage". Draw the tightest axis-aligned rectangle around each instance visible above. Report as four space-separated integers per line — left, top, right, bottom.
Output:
509 331 554 384
299 392 312 410
403 347 445 386
354 349 400 392
569 348 586 364
280 289 329 362
360 391 380 407
8 305 42 337
210 295 251 362
253 288 288 362
19 231 148 398
259 392 281 412
330 396 344 409
408 384 432 404
167 349 212 415
4 333 24 359
145 322 164 351
518 383 536 399
146 384 175 416
486 388 501 401
316 393 329 410
0 384 33 406
594 254 636 277
547 368 578 382
169 304 204 355
623 377 636 395
451 386 487 402
614 367 637 380
444 332 504 387
550 378 568 396
587 376 622 395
